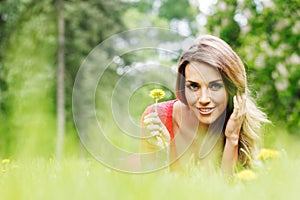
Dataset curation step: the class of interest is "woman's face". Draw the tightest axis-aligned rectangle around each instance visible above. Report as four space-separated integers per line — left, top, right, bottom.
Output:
184 62 228 127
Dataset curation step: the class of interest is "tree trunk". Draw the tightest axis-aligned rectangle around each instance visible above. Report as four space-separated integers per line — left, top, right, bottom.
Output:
56 0 65 158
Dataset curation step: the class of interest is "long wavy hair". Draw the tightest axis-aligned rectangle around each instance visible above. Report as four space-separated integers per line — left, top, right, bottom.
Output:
175 35 269 166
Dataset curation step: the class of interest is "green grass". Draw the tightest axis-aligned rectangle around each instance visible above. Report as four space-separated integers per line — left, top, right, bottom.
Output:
1 129 300 200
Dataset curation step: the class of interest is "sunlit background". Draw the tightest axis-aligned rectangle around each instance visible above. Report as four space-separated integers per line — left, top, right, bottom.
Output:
0 0 299 199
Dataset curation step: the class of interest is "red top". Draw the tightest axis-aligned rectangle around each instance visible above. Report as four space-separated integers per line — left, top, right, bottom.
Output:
142 100 177 139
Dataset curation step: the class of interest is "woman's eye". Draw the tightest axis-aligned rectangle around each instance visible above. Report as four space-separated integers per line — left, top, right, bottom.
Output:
210 83 223 91
186 83 199 91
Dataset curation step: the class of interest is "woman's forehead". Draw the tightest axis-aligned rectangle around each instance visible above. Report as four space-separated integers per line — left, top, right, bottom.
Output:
185 62 222 83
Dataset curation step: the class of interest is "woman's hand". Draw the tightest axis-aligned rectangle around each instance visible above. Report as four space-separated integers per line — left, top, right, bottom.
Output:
143 112 171 150
221 93 246 174
225 93 246 146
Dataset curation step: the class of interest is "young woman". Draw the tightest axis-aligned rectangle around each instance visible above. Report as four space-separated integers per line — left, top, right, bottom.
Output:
141 35 269 174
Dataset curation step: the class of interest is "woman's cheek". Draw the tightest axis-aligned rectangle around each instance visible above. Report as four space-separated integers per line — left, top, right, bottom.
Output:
185 91 197 104
212 90 228 105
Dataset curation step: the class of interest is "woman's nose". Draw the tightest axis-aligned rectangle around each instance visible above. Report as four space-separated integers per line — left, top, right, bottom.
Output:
198 88 211 105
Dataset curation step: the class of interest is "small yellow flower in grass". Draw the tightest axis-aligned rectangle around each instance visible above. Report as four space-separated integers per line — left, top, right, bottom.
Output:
2 159 10 164
149 89 165 102
236 169 257 181
257 148 280 160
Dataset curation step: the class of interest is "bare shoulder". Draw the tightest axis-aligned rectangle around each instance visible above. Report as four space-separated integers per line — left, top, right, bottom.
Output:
173 101 199 135
172 101 181 121
172 101 186 134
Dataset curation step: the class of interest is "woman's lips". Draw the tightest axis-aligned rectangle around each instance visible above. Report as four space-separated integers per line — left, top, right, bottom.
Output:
198 107 216 115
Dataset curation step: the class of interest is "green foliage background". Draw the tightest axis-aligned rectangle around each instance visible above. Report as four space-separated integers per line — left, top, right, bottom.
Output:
0 0 299 199
0 0 299 160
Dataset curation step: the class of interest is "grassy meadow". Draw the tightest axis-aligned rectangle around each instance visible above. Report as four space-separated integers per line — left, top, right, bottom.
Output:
1 128 300 200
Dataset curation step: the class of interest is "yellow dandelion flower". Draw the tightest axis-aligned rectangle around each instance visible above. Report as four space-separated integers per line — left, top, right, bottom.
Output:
236 169 257 181
257 148 280 160
149 89 165 102
2 159 10 164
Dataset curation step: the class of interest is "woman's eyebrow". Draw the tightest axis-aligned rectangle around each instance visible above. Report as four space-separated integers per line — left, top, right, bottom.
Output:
209 79 223 84
185 80 197 83
186 79 223 84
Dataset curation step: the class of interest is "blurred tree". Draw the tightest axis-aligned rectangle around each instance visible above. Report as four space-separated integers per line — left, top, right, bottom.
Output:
159 0 195 21
64 0 126 123
56 0 65 158
205 0 241 47
0 0 57 157
0 0 129 157
0 0 25 156
128 0 198 35
61 0 128 156
159 0 198 36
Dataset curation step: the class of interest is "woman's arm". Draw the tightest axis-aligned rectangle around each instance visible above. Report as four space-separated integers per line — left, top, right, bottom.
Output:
221 94 245 174
140 107 171 170
221 134 239 174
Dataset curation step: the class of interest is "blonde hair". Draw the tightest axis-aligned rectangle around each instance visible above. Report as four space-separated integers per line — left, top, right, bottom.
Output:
175 35 269 166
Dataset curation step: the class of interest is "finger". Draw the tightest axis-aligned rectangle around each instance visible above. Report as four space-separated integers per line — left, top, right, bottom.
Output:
150 127 170 143
149 126 170 141
159 128 171 142
144 116 161 125
144 112 158 119
156 136 164 148
146 135 164 149
233 94 247 118
142 129 160 139
237 93 246 115
237 92 246 104
233 95 239 117
237 93 244 105
150 131 160 137
145 124 161 131
233 95 238 109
